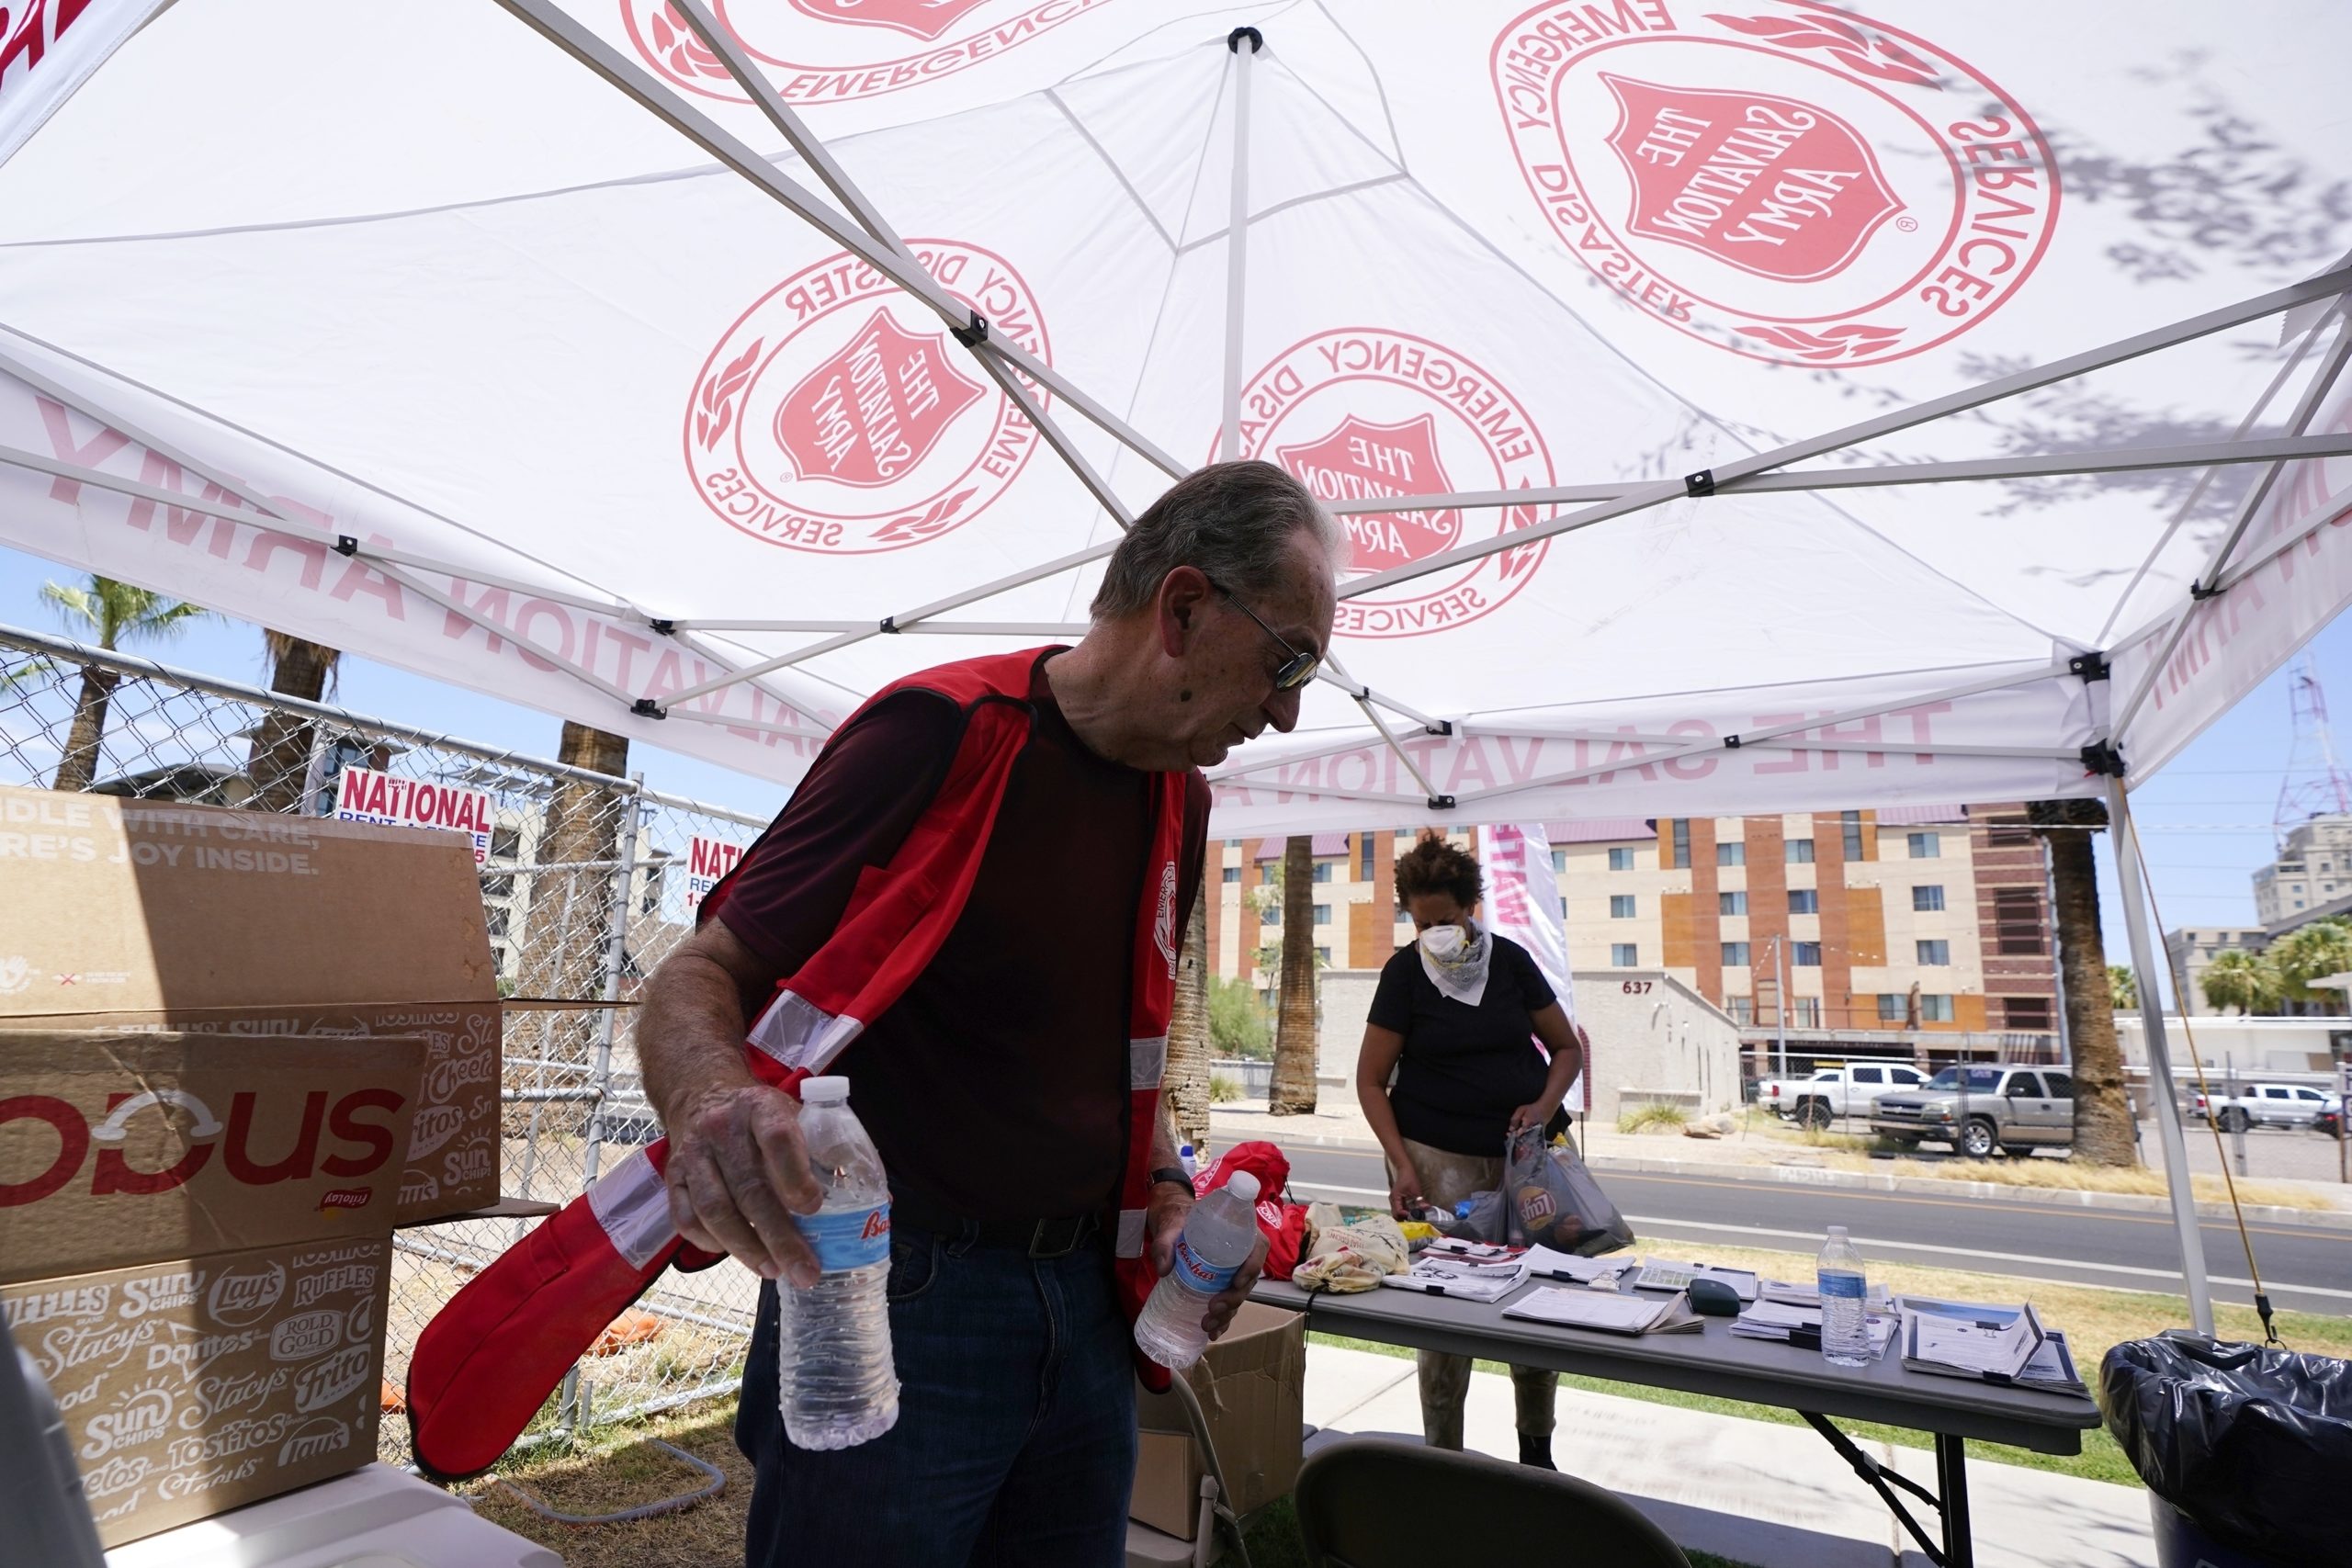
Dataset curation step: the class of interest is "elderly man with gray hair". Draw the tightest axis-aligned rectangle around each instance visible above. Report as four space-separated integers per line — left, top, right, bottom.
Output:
637 459 1340 1567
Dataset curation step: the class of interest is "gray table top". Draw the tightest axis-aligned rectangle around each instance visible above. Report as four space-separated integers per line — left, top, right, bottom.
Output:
1251 1276 2101 1455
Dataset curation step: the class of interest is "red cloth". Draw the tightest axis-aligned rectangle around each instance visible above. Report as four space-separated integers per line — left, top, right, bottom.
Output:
408 650 1194 1480
1193 1141 1310 1281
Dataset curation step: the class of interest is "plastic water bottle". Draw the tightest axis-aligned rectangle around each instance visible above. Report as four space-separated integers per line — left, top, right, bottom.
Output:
1179 1142 1200 1183
776 1077 899 1450
1816 1225 1871 1367
1133 1172 1261 1370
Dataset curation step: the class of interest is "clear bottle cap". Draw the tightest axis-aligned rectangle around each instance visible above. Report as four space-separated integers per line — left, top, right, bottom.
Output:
1226 1172 1260 1203
1826 1224 1848 1238
801 1077 849 1105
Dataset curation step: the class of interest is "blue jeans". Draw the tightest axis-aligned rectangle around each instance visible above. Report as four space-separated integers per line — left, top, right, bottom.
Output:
738 1225 1138 1567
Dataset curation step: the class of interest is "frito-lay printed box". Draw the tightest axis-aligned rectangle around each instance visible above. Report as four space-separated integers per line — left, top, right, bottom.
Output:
0 784 502 1222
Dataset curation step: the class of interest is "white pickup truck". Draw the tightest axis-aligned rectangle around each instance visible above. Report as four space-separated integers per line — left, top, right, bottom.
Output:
1758 1063 1930 1128
2193 1082 2342 1133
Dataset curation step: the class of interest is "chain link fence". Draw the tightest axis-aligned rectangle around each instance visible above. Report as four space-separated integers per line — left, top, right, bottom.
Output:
0 623 775 1464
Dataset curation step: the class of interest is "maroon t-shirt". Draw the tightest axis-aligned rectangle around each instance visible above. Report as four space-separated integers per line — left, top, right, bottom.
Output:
707 651 1210 1223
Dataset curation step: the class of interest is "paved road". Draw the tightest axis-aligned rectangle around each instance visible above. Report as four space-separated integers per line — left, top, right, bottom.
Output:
1272 1144 2352 1317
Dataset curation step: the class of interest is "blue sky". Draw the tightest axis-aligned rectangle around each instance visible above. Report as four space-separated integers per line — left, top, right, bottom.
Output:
4 541 2344 1007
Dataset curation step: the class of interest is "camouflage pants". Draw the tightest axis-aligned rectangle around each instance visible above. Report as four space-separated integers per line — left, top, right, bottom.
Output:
1391 1136 1559 1449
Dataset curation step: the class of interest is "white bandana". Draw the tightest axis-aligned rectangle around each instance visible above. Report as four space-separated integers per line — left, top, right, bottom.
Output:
1418 919 1491 1007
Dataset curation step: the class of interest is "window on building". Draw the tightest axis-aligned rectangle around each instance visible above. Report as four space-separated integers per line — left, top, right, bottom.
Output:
1396 829 1416 841
1222 866 1241 883
1921 995 1955 1022
486 908 510 942
1261 863 1275 884
1612 943 1638 966
1726 997 1754 1025
1914 885 1946 912
1670 819 1690 869
1261 902 1279 922
1316 946 1330 964
2005 996 2053 1031
1908 831 1939 859
1611 894 1636 919
1878 994 1907 1021
1719 891 1747 916
1985 823 2034 847
481 874 514 900
1226 838 1242 849
1558 895 1568 918
1312 862 1334 883
1609 846 1634 871
1792 942 1821 966
1792 998 1822 1027
1722 942 1751 966
1993 887 2045 955
491 826 522 862
1718 841 1746 867
1788 888 1818 915
489 946 505 971
639 863 665 915
1313 904 1331 925
1788 838 1815 863
1552 848 1567 874
1842 810 1864 860
1361 837 1374 882
1917 939 1951 965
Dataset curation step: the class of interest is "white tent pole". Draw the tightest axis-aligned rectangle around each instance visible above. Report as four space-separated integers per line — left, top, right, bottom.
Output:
490 0 1186 480
677 619 1093 637
972 349 1136 528
1339 265 2352 601
2105 776 2216 1334
1218 27 1260 462
2109 320 2352 739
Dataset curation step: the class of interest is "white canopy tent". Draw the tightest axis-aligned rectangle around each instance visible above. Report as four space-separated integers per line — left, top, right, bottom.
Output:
2 1 2348 1332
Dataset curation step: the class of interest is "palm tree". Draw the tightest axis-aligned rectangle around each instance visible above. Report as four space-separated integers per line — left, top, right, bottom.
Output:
1162 888 1212 1155
519 722 631 1060
2199 947 2280 1016
2027 799 2137 1166
1268 835 1319 1115
2107 965 2138 1010
2271 919 2352 1013
246 630 344 813
40 576 209 793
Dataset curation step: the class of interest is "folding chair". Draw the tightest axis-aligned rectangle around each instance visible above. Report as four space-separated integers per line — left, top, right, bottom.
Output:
1125 1369 1269 1568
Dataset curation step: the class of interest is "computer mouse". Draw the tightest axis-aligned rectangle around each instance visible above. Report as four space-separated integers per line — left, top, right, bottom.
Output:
1687 1278 1742 1317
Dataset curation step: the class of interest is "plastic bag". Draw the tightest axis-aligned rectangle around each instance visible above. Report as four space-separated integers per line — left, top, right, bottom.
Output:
1435 1189 1506 1245
2102 1334 2352 1566
1503 1125 1634 1257
1293 1203 1409 1293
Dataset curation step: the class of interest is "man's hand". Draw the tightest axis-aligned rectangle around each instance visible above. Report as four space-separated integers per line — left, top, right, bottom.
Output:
1148 1183 1268 1345
662 1079 823 1287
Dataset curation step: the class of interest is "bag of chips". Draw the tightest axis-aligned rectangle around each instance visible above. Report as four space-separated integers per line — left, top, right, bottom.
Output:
1503 1125 1634 1257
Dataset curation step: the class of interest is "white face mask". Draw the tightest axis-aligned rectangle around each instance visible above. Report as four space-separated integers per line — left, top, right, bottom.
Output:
1419 923 1468 960
1417 918 1490 1005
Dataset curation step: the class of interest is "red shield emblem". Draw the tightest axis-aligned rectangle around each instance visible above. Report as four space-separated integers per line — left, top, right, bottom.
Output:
770 309 985 487
1601 75 1902 285
786 0 994 41
1276 414 1463 573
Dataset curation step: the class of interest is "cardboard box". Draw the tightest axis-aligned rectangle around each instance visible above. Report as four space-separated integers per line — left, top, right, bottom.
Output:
0 784 502 1223
0 1032 424 1283
1130 1302 1306 1540
3 1234 395 1547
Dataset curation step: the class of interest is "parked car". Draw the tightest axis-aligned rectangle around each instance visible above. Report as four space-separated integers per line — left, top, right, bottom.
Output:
2193 1082 2342 1134
1758 1063 1930 1128
1870 1066 2075 1158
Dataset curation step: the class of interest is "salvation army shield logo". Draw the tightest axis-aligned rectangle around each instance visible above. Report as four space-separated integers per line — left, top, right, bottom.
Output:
684 239 1048 553
622 0 1113 102
1492 4 2056 367
1227 330 1555 639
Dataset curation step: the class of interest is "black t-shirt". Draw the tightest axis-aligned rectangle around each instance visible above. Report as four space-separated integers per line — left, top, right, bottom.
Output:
707 650 1210 1222
1368 933 1557 1157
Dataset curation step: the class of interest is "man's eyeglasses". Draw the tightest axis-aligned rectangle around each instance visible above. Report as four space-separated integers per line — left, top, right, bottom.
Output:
1207 579 1320 693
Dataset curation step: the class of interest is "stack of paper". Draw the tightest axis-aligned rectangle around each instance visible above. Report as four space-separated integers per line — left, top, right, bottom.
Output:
1732 1299 1896 1357
1759 1278 1892 1311
1897 1297 2050 1383
1522 1246 1636 1286
1380 1239 1531 1303
1502 1287 1703 1336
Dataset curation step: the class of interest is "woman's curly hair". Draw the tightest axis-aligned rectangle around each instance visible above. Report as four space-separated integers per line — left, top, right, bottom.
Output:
1394 829 1482 910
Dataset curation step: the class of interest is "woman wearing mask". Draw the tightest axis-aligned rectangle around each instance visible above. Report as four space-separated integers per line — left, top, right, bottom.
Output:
1356 830 1586 1467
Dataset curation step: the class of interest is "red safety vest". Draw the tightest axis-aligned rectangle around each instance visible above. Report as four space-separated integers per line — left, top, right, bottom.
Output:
407 649 1188 1480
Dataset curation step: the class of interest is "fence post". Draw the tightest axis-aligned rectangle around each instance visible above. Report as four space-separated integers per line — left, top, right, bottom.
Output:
555 773 644 1439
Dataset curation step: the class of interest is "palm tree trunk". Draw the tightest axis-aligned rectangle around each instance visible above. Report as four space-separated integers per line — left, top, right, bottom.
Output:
520 723 630 1063
247 634 341 814
1270 835 1318 1115
1163 888 1212 1156
53 667 118 794
2032 801 2139 1168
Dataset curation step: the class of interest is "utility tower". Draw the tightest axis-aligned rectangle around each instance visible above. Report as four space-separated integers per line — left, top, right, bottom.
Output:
2275 652 2352 840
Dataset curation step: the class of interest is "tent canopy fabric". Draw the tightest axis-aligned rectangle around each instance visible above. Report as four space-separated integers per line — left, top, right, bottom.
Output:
0 0 2346 836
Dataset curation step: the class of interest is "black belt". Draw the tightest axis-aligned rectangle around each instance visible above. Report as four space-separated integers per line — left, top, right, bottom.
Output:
891 1192 1105 1258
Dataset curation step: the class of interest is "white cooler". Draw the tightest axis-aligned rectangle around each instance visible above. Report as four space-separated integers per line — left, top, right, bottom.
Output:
104 1465 560 1568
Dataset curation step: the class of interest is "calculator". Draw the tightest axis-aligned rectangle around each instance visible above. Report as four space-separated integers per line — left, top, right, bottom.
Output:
1632 1264 1696 1292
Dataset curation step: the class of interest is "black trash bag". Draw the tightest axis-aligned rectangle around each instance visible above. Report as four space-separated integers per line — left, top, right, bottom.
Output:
2102 1334 2352 1568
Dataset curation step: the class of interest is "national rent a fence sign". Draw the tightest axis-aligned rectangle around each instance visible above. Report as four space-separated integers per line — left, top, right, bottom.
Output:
685 834 746 911
334 766 494 865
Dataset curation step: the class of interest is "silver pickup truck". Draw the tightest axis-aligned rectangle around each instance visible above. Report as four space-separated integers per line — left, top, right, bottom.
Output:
1870 1065 2075 1157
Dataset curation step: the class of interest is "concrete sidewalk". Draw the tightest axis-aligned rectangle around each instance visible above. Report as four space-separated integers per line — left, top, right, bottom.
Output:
1301 1343 2156 1568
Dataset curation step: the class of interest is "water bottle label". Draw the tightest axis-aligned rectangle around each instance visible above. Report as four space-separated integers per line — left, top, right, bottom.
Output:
794 1202 891 1271
1817 1270 1865 1300
1170 1235 1240 1298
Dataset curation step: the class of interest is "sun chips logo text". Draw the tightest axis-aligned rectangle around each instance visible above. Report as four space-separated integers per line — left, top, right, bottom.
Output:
621 0 1119 103
1492 2 2056 366
1227 330 1557 638
686 240 1048 553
